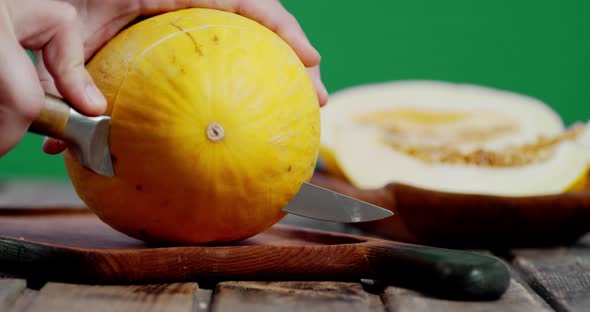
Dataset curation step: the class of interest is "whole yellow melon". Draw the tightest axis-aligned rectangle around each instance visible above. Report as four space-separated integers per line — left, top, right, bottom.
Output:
64 8 320 244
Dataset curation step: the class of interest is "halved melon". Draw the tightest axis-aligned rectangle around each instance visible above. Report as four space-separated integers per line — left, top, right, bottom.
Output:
320 80 590 196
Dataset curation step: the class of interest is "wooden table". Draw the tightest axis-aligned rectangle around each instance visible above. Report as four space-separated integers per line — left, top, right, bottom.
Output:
0 181 589 311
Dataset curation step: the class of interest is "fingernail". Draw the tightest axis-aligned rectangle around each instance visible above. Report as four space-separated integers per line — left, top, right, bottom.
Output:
319 80 328 97
311 46 321 62
85 84 107 111
42 137 68 155
315 79 328 106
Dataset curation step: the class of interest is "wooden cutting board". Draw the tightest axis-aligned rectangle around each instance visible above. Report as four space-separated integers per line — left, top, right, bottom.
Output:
0 211 510 300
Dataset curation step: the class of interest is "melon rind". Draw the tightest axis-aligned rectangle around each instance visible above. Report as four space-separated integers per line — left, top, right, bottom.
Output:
319 80 590 196
332 123 590 196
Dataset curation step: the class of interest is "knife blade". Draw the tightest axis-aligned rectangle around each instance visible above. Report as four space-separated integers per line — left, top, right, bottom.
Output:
27 95 392 223
282 182 393 223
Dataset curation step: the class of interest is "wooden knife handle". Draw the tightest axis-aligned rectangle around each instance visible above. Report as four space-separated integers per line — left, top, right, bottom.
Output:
362 240 511 300
28 94 71 140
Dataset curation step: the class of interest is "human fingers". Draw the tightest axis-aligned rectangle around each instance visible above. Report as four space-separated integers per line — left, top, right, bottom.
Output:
137 0 326 102
136 0 321 67
307 64 328 106
13 0 106 117
0 32 45 156
234 0 321 68
42 136 68 154
32 51 69 154
12 0 107 154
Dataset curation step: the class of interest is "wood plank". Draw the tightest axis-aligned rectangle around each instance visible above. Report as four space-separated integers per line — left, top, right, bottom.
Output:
8 288 38 312
210 281 382 312
193 286 213 312
513 248 590 312
577 233 590 247
377 251 552 312
0 278 27 310
23 282 196 312
381 279 552 312
508 263 554 310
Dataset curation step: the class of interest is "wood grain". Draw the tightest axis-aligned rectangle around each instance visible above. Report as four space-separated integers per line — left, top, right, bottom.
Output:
211 281 380 312
381 279 552 312
513 248 590 312
507 261 554 311
377 251 551 312
194 286 213 312
0 278 27 311
578 234 590 248
0 213 510 300
23 282 195 312
6 287 38 312
311 172 590 248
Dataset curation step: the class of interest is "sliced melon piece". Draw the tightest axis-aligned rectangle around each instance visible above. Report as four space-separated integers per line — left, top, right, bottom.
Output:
320 80 565 179
320 80 590 196
332 122 590 196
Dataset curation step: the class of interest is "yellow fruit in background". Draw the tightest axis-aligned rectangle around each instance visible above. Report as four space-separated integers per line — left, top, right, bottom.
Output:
64 8 320 244
320 80 590 196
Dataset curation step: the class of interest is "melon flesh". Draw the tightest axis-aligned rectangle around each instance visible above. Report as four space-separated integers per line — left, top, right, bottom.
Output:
320 80 590 196
333 124 590 196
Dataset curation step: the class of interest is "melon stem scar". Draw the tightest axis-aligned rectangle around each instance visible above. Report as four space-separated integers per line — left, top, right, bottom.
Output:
207 122 225 141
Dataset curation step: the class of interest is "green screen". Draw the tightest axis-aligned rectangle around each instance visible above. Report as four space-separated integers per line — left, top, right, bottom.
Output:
2 0 589 179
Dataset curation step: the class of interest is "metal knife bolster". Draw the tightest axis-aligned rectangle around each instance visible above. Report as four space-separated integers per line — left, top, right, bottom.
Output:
64 110 114 177
28 94 115 177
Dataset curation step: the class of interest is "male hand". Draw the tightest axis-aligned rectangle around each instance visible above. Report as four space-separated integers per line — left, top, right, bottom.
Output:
0 0 107 158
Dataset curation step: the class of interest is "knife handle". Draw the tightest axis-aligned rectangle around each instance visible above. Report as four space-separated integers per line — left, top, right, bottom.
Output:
28 94 71 140
362 240 511 300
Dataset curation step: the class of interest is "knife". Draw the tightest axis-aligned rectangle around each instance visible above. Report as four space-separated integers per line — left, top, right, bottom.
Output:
28 94 114 177
28 94 393 223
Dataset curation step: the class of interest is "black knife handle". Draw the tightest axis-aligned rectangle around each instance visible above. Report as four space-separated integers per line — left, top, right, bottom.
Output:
361 240 511 300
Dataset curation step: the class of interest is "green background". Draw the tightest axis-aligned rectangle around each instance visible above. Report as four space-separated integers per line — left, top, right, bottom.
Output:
2 0 589 180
